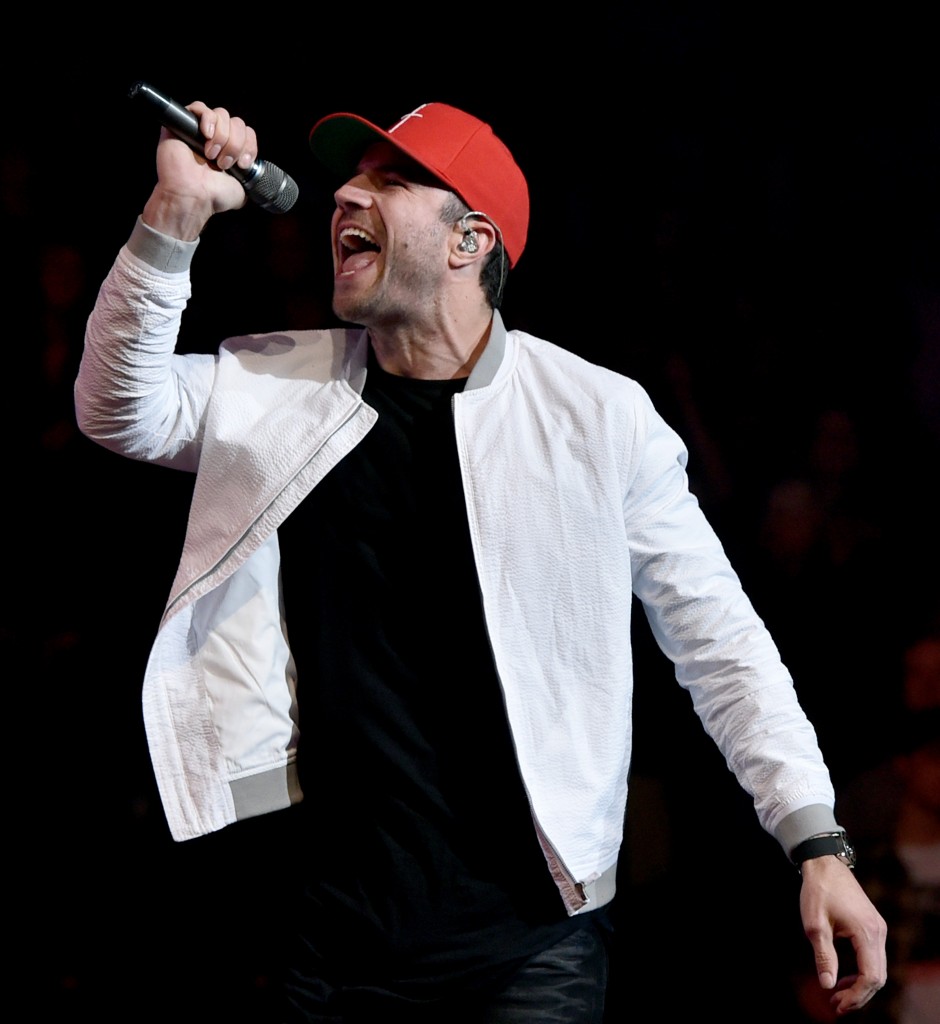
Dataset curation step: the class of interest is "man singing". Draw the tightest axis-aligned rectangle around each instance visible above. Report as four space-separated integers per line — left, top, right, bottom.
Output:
75 97 887 1022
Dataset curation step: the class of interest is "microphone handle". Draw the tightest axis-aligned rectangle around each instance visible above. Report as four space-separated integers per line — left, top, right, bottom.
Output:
128 81 298 214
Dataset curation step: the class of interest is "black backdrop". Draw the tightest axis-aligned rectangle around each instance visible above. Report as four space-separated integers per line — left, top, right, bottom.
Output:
9 9 939 1021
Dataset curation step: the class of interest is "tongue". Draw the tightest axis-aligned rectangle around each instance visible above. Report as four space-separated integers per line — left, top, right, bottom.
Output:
342 251 378 274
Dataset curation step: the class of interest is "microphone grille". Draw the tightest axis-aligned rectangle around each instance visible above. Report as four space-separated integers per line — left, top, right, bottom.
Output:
245 161 300 214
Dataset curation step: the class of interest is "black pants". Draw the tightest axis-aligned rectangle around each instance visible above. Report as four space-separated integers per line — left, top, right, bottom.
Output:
282 920 610 1024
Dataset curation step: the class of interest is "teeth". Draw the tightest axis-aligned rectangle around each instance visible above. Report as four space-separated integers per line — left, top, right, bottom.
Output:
339 226 379 252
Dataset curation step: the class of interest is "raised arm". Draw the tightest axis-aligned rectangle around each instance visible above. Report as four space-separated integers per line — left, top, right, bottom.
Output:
142 100 258 240
75 98 260 467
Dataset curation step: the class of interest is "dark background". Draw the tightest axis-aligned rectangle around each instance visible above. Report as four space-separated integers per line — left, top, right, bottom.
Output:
9 8 939 1021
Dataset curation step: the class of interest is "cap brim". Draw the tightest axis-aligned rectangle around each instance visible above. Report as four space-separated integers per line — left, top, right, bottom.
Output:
309 112 463 199
309 113 394 180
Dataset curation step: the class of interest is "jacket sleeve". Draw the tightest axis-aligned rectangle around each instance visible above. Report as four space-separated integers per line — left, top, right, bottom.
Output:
622 382 838 850
75 217 218 473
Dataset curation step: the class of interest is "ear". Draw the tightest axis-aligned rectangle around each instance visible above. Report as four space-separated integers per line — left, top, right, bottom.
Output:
449 215 497 269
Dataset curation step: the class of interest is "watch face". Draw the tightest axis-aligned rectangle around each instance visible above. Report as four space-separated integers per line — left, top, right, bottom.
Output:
840 834 857 867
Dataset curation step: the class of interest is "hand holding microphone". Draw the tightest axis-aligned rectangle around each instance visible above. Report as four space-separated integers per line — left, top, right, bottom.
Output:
130 82 299 218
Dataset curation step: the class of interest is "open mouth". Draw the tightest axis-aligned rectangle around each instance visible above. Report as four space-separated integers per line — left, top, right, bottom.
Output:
338 226 381 274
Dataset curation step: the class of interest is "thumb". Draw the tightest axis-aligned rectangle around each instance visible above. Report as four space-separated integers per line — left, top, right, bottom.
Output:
813 928 839 990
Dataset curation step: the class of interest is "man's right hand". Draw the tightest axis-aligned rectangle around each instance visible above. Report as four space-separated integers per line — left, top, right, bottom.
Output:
142 101 258 241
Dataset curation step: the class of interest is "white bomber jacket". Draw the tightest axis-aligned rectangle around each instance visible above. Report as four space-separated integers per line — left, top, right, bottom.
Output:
75 219 839 914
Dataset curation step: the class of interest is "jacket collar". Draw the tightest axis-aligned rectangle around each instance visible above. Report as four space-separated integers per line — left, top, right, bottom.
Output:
465 309 507 391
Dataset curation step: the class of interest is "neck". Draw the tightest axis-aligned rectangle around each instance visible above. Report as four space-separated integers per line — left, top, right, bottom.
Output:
368 300 494 380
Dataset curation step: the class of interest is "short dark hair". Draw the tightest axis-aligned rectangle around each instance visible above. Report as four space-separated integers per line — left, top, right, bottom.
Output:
439 194 507 309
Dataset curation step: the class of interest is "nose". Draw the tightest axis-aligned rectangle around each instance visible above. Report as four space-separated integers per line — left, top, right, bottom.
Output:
334 173 375 210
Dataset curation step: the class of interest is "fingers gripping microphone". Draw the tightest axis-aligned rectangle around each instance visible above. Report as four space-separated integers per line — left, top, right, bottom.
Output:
129 81 299 214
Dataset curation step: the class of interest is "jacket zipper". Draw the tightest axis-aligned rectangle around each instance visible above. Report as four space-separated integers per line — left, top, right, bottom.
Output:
451 390 589 916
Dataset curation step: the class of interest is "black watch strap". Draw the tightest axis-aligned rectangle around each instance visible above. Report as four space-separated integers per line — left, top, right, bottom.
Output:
790 831 857 872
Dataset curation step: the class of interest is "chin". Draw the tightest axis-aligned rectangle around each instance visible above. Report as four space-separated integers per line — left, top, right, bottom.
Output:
332 286 363 323
332 303 363 327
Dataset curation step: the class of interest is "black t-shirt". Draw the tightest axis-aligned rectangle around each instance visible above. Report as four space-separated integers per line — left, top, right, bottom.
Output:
276 347 585 996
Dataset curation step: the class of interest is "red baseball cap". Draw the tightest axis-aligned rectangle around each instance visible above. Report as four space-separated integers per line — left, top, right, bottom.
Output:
309 102 529 268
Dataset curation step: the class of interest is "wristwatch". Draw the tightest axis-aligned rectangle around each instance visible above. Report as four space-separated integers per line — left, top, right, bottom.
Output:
790 830 857 872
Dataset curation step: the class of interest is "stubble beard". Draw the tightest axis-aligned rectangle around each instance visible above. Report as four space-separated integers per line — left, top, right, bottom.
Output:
333 224 449 329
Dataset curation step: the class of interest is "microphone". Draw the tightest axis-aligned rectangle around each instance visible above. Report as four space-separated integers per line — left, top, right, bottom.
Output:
129 81 299 214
